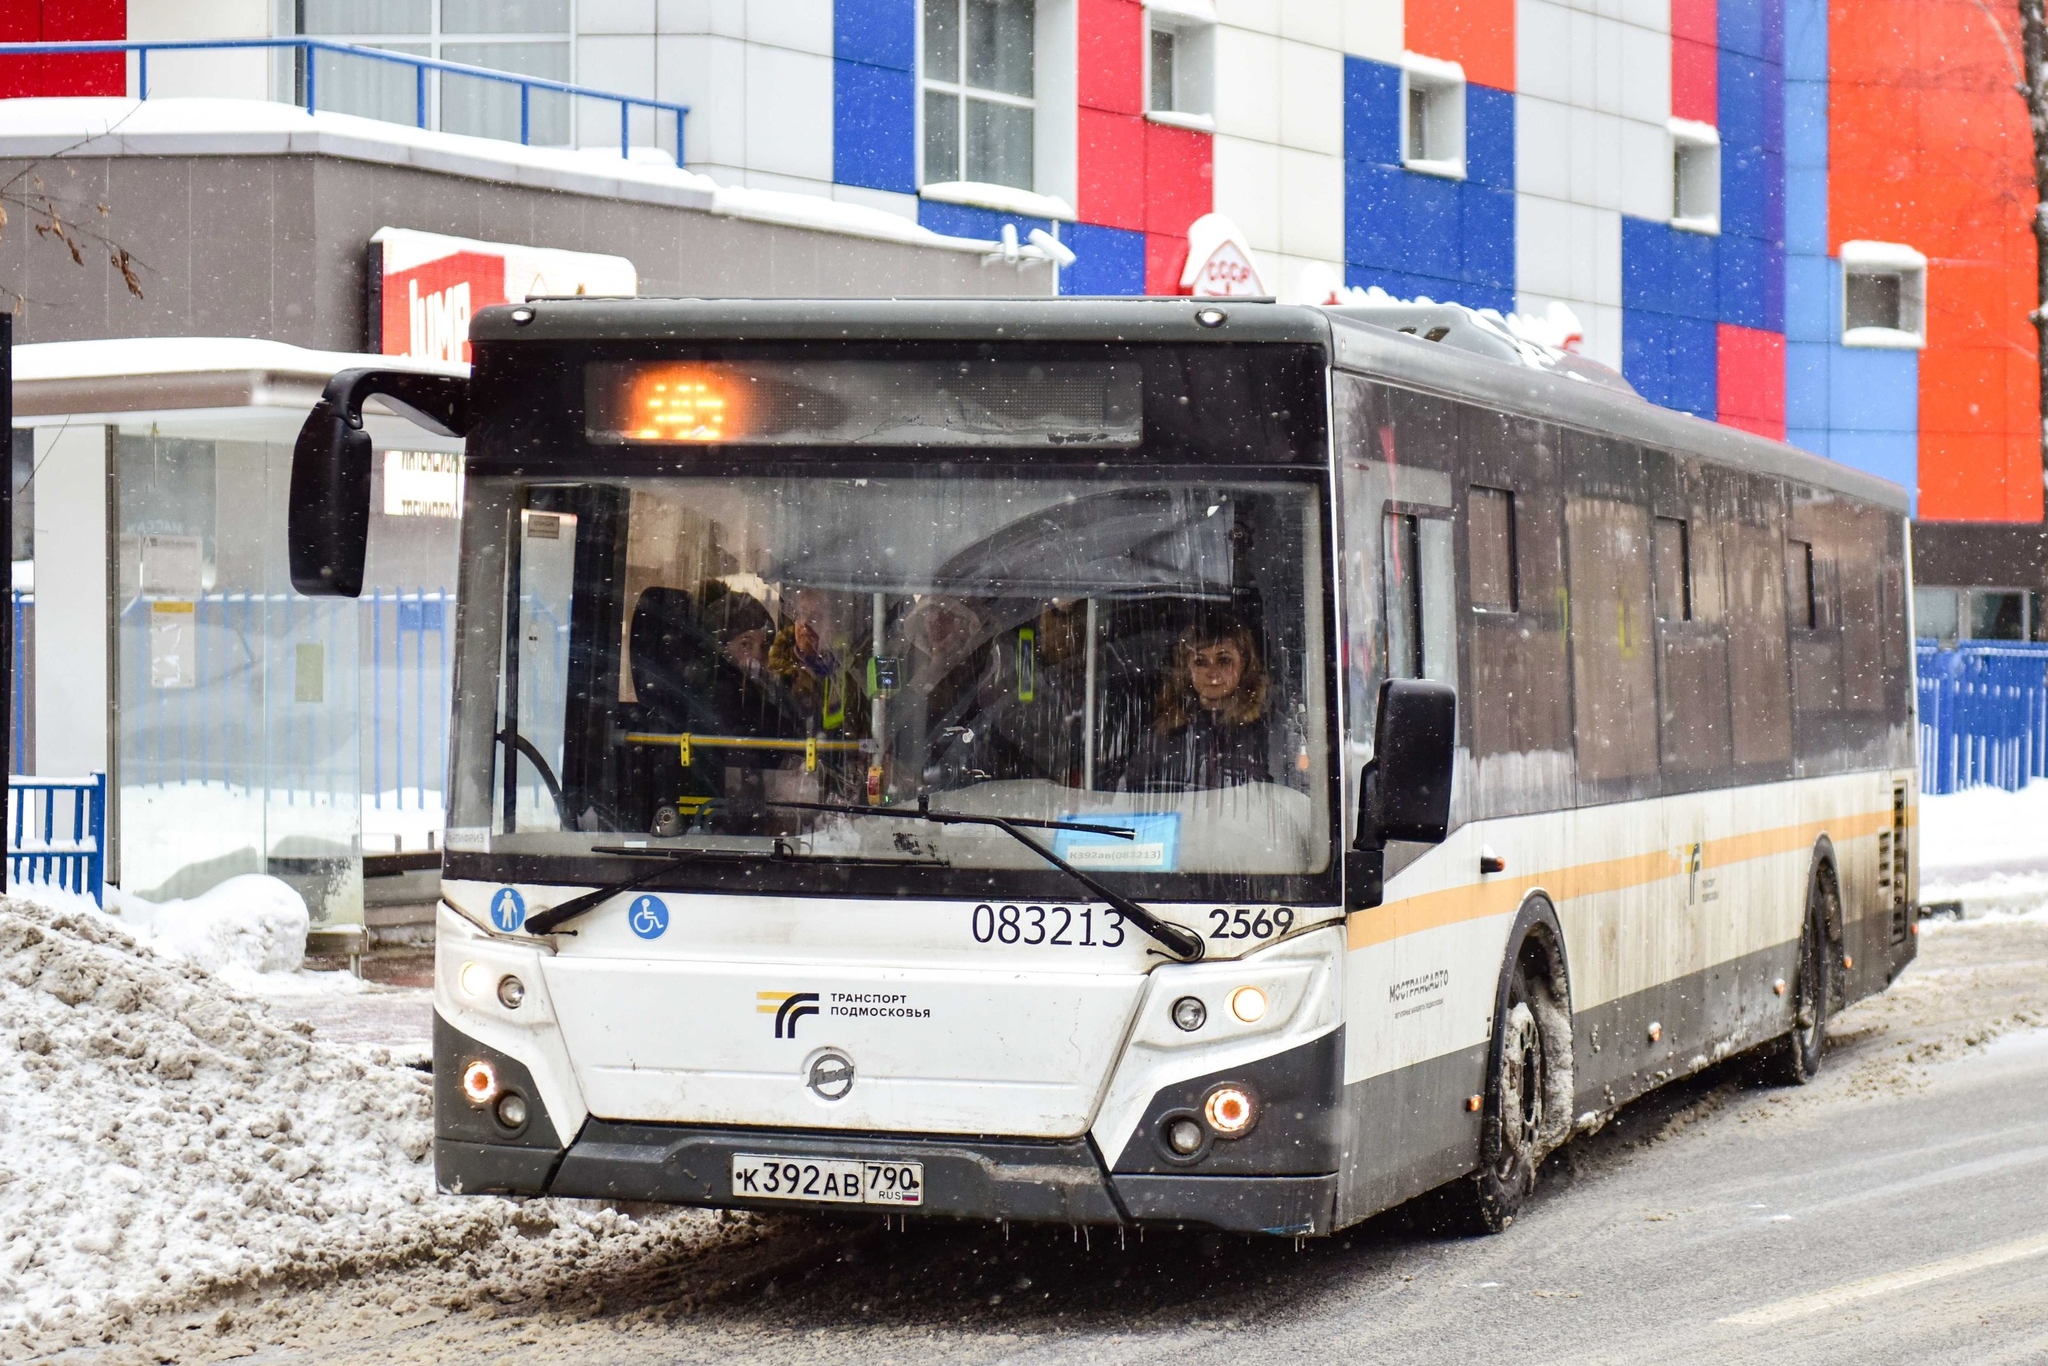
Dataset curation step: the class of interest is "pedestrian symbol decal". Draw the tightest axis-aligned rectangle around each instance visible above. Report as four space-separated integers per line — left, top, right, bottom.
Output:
629 894 669 940
491 887 526 932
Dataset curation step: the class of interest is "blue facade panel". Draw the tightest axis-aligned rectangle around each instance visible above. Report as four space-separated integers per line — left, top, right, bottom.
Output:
836 0 915 68
1059 222 1146 295
1342 57 1516 316
1785 340 1830 426
833 60 916 192
1345 161 1406 266
1830 346 1919 434
1784 167 1827 255
916 200 1052 242
1669 229 1719 319
1829 430 1919 495
1784 254 1833 341
1721 0 1769 59
1466 84 1516 189
1344 58 1402 165
1462 186 1516 289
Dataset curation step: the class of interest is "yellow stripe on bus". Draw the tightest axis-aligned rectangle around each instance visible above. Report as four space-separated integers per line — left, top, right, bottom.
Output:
1346 806 1897 952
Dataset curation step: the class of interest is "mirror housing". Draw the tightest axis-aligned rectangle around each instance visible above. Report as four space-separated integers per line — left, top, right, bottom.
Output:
289 369 469 597
1347 678 1458 910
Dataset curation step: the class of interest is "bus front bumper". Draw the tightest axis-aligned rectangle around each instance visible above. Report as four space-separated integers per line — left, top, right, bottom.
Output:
436 1124 1337 1235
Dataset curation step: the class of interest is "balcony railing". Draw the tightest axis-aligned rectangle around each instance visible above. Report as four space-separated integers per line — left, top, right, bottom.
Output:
0 38 688 160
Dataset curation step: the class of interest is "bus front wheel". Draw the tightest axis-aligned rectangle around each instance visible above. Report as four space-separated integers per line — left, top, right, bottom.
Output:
1453 939 1572 1235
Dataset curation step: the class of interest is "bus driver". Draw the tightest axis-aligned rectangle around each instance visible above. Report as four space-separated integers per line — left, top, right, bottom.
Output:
1124 611 1273 792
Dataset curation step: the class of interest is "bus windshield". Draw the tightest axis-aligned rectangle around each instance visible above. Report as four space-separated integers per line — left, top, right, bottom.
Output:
448 471 1331 882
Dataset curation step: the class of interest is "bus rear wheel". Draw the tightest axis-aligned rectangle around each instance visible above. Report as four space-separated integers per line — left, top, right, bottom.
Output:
1765 875 1834 1086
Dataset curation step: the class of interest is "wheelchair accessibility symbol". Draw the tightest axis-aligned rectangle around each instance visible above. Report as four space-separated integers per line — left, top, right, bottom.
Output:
490 887 526 933
629 894 669 940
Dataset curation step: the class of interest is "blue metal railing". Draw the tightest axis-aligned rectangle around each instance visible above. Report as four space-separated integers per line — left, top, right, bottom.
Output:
8 773 107 906
0 38 688 160
1916 641 2048 795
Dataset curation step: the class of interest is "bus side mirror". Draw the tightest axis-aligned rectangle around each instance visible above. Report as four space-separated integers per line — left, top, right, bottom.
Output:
289 368 470 597
1346 679 1457 910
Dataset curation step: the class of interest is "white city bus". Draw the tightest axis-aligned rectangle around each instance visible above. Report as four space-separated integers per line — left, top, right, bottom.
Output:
291 297 1917 1236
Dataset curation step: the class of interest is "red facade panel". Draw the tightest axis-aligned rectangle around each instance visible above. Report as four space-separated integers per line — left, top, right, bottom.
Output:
1145 232 1189 295
0 0 125 99
1142 119 1210 240
1078 0 1143 115
1670 0 1717 123
1717 324 1786 440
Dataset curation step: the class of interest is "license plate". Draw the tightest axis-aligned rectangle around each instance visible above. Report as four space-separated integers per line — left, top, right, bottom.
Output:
729 1154 925 1207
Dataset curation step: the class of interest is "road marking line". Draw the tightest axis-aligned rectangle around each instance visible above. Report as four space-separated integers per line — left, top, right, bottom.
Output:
1720 1231 2048 1327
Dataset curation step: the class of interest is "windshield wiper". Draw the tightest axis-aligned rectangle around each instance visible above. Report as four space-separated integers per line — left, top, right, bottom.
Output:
524 847 712 935
768 799 1205 962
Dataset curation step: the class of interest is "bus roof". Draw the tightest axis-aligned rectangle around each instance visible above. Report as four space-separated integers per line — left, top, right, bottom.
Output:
471 296 1908 514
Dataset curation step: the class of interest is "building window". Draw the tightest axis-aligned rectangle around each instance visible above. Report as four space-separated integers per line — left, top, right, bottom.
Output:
1840 241 1927 349
1400 53 1465 179
922 0 1037 191
1669 118 1720 234
299 0 574 146
1146 4 1214 125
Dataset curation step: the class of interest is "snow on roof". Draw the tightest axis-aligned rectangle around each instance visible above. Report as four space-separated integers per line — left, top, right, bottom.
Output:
12 335 466 385
0 97 1020 258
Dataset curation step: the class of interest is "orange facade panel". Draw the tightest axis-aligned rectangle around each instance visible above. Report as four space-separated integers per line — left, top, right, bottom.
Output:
1402 0 1515 92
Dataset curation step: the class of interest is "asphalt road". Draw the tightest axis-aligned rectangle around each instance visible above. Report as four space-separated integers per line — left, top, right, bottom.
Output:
101 915 2048 1366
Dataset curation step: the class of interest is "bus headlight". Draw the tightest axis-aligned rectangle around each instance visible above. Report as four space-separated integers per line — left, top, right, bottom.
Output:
1171 996 1207 1031
1228 985 1268 1023
1205 1085 1257 1136
459 960 488 999
461 1059 500 1105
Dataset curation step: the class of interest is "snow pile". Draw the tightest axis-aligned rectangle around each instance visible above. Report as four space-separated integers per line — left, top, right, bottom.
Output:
112 875 310 977
1919 780 2048 917
0 896 702 1356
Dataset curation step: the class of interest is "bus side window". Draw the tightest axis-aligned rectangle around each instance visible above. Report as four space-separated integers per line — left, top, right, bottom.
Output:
1713 471 1793 768
1468 486 1517 611
1562 434 1658 792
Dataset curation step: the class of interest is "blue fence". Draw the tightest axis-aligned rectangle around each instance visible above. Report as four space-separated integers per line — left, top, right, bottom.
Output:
7 773 107 906
366 589 453 816
1916 641 2048 795
0 38 689 159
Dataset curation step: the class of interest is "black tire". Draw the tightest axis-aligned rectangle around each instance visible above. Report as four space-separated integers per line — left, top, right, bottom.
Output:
1453 967 1550 1234
1765 872 1834 1086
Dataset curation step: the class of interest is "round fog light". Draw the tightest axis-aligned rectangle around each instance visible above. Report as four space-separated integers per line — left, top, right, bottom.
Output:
1229 985 1268 1023
459 960 487 998
461 1059 499 1105
495 1092 529 1129
1167 1118 1205 1155
1171 996 1207 1032
496 974 526 1009
1205 1085 1256 1136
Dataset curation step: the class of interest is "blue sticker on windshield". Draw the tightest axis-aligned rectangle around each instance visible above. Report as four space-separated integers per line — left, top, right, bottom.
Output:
629 894 670 940
1052 813 1181 872
490 887 526 933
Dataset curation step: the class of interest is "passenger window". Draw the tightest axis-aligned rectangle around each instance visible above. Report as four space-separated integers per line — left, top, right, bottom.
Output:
1467 486 1517 611
1714 473 1792 767
1653 516 1691 621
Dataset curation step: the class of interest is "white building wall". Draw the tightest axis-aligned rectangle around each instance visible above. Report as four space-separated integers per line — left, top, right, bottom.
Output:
1514 0 1669 371
1211 2 1348 303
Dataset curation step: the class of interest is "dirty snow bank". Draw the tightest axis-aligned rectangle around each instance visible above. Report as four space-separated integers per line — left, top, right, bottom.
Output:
0 896 711 1358
1919 781 2048 917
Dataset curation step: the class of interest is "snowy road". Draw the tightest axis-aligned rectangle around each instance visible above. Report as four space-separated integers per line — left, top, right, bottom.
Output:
92 914 2048 1366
